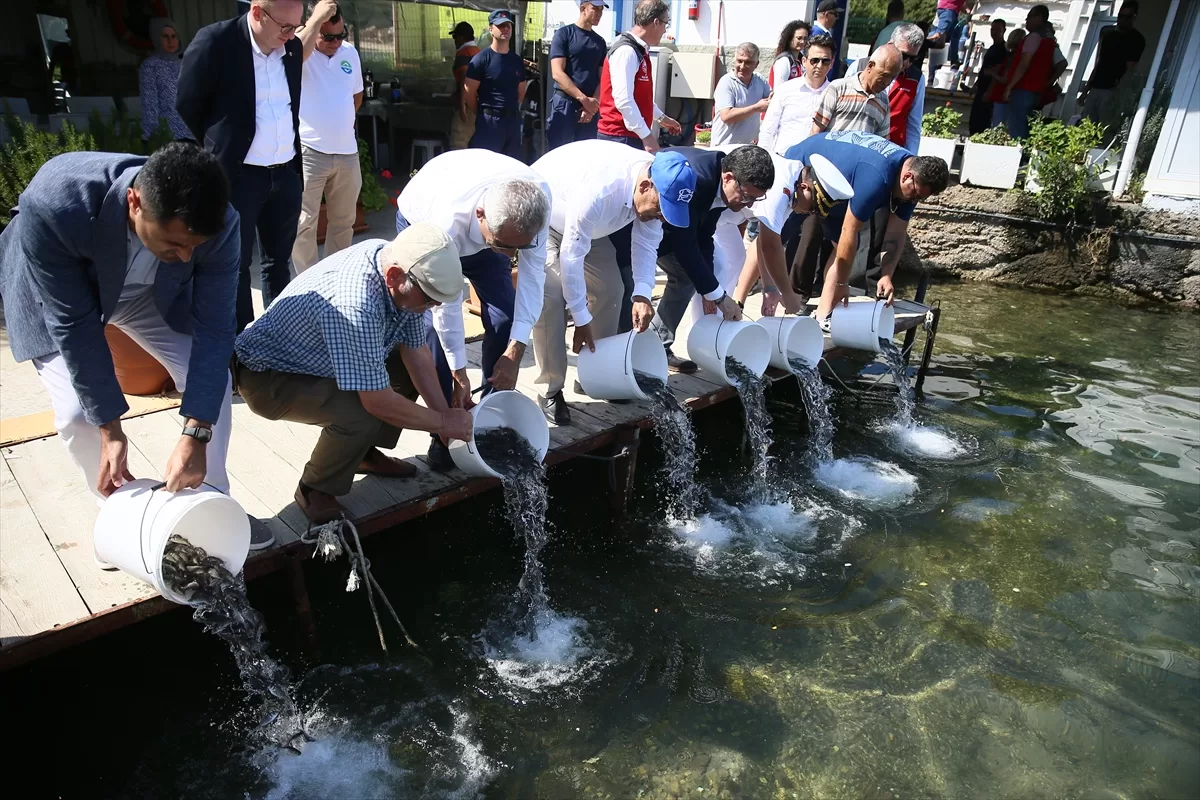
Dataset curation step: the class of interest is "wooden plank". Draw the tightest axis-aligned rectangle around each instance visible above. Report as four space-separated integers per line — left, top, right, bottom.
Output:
0 455 89 640
2 438 157 613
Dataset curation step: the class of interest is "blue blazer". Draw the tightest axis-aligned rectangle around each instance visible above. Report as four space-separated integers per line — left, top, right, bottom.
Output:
657 146 725 297
176 14 303 178
0 152 240 427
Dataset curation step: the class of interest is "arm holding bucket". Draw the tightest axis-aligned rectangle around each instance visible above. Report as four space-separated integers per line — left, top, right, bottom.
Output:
163 419 210 492
814 212 866 320
358 385 473 443
874 212 910 306
399 343 473 439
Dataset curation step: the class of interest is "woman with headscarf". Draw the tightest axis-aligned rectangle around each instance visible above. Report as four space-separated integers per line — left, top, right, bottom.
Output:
138 17 191 142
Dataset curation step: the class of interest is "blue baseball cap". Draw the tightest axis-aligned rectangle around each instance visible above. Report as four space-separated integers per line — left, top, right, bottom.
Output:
488 9 515 26
649 150 696 228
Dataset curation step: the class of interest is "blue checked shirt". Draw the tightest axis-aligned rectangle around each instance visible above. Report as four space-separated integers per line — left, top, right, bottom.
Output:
234 240 426 392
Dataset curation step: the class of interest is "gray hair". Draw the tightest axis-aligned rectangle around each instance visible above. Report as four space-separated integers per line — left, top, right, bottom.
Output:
633 0 669 28
890 22 925 53
482 179 549 236
735 42 760 62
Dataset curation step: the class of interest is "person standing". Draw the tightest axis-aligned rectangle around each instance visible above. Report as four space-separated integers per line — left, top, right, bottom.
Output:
810 44 901 140
873 1 907 51
811 0 840 39
448 22 481 150
394 150 550 470
928 0 967 46
759 33 834 156
846 24 926 153
0 144 274 548
530 143 695 423
770 20 810 90
711 43 772 147
464 10 528 159
596 0 681 152
138 18 192 142
546 0 609 150
234 226 475 522
996 4 1066 140
969 18 1008 135
1080 1 1145 126
177 0 304 333
292 0 363 274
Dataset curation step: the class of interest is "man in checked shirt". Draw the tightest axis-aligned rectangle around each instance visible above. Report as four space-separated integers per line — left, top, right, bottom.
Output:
233 224 475 522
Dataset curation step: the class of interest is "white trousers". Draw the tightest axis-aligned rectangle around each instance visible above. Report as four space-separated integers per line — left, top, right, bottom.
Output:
33 291 233 500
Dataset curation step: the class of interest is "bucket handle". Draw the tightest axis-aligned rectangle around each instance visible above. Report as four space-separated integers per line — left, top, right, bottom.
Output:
138 481 225 575
623 331 635 379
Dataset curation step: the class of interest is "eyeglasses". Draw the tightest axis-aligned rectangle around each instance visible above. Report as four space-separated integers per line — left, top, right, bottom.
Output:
260 7 299 35
488 233 539 251
733 183 765 206
320 31 348 42
808 56 832 65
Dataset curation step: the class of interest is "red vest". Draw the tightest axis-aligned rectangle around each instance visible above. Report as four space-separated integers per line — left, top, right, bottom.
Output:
768 53 801 89
598 34 654 139
1016 35 1056 93
887 74 920 147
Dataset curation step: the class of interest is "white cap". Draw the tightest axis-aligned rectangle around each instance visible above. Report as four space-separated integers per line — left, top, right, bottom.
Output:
810 154 854 202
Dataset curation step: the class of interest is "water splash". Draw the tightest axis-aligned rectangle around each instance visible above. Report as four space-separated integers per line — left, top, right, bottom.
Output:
636 371 701 519
879 338 916 426
814 457 918 507
790 358 835 464
725 357 774 489
482 610 613 696
892 422 967 459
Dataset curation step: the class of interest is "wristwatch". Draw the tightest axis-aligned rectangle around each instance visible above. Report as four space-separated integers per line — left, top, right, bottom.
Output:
182 425 213 443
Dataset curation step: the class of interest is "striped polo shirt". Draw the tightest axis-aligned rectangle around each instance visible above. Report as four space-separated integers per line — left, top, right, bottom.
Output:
811 72 891 139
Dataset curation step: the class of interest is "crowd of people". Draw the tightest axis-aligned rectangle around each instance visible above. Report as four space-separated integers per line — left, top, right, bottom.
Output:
4 0 1143 544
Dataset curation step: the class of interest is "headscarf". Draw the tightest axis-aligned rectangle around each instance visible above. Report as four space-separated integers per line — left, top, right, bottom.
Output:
148 17 183 60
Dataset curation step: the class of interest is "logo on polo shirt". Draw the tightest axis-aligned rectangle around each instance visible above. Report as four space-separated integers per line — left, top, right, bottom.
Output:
677 188 693 202
340 60 353 74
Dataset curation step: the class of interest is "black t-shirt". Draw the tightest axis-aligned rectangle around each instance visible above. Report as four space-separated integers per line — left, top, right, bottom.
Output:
550 23 607 99
466 48 528 110
1088 26 1146 90
975 41 1008 98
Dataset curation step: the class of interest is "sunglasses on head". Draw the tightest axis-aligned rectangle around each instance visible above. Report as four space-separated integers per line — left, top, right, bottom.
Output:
808 56 832 65
320 31 348 42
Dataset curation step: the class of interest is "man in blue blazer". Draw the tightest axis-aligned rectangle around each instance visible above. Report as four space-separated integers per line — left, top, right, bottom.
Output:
654 144 774 372
0 145 268 550
177 0 305 332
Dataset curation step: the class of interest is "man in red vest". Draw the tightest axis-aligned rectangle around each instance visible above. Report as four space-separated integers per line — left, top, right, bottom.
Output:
596 0 682 152
997 4 1066 139
846 22 926 153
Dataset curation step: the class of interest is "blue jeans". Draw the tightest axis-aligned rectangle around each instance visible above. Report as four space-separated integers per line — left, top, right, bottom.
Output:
546 93 598 150
1005 89 1040 140
930 8 958 38
396 211 515 405
230 163 301 332
469 108 523 160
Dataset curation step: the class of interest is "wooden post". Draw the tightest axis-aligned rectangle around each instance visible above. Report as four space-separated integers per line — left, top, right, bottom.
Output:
610 426 640 514
286 555 320 660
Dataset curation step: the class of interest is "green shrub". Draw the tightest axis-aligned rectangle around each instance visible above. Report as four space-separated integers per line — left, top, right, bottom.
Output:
1025 117 1107 224
0 112 97 229
921 104 962 139
357 137 388 212
968 126 1017 146
695 129 711 145
88 110 173 155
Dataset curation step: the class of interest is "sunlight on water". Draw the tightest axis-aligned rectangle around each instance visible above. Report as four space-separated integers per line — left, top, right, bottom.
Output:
482 610 613 695
891 421 969 458
814 456 919 506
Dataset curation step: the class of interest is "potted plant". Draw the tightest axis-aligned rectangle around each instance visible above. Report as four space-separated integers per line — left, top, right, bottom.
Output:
960 125 1022 189
918 103 961 167
694 125 711 148
317 137 389 243
1024 117 1112 194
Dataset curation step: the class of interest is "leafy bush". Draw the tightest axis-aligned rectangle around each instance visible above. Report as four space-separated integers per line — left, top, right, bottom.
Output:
1025 117 1107 224
357 137 388 212
0 112 96 229
921 103 962 139
88 110 174 155
695 129 711 145
968 126 1016 146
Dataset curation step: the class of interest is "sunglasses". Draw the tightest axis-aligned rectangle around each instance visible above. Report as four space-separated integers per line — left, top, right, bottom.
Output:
260 7 299 35
808 56 832 65
320 31 348 42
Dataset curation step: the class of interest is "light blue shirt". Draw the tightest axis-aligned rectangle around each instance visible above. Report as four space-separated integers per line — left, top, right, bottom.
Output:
711 72 771 146
119 229 159 302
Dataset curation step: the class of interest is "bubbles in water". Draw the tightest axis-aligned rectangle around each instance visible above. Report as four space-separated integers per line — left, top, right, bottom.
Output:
482 610 612 695
892 422 968 459
815 457 918 506
263 730 399 800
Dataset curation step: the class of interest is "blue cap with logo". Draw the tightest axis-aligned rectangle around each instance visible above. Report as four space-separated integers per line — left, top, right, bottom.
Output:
649 150 697 228
488 9 515 26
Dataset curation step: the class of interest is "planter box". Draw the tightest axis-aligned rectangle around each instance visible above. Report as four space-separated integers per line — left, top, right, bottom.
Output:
917 136 959 169
961 141 1023 189
1025 147 1120 194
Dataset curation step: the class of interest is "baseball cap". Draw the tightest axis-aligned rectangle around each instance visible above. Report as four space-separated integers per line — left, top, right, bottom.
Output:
448 21 474 37
808 154 854 217
488 9 515 26
817 0 842 14
389 223 463 305
580 0 610 7
649 150 697 229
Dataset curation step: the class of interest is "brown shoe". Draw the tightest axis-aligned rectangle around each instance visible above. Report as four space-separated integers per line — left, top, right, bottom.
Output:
294 482 347 524
356 448 418 479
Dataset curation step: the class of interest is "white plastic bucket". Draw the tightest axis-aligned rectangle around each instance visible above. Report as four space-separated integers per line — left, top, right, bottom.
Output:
830 299 896 353
449 390 551 479
685 315 771 385
93 479 251 605
757 316 824 371
577 330 668 401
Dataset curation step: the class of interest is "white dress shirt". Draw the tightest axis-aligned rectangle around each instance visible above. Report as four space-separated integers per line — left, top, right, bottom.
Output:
245 15 296 167
758 76 829 156
531 140 662 325
710 148 802 236
607 31 664 140
771 54 799 88
119 229 160 303
395 149 551 371
299 41 362 155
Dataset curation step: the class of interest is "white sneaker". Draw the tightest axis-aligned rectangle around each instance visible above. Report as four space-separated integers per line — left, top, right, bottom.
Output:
812 310 831 333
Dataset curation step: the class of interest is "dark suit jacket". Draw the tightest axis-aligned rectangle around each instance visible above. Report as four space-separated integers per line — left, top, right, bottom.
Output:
657 146 725 297
0 152 240 427
176 14 302 178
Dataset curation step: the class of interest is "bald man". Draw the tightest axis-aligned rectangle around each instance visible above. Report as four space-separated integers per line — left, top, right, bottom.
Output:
809 43 902 139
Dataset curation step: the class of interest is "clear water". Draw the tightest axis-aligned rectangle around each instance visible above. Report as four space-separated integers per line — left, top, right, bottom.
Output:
636 370 701 519
10 282 1200 799
790 358 835 464
879 337 916 426
726 357 774 490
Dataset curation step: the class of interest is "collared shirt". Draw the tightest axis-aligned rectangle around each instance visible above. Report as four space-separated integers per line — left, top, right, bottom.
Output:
299 41 362 155
245 15 295 166
531 140 662 325
394 149 550 371
234 239 426 391
812 72 890 139
710 147 802 236
846 57 926 155
608 30 664 139
759 76 829 155
712 72 772 146
119 228 160 303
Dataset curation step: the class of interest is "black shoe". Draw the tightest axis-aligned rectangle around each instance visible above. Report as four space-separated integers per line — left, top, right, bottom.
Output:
666 353 698 374
427 436 455 473
540 391 571 425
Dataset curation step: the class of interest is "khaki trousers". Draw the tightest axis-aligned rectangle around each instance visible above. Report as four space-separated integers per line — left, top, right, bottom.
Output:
293 145 363 273
532 228 624 397
449 105 477 150
237 348 417 497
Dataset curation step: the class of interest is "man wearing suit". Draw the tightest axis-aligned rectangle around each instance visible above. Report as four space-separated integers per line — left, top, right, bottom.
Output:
177 0 304 332
654 145 774 373
0 144 274 552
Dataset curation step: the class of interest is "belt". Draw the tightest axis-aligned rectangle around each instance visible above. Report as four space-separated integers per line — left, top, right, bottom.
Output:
245 161 293 170
478 106 518 118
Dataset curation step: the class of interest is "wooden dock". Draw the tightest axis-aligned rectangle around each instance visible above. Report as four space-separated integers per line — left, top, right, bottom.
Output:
0 296 934 669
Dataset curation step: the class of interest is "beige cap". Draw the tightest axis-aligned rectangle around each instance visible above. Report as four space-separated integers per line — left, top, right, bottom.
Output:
390 223 462 304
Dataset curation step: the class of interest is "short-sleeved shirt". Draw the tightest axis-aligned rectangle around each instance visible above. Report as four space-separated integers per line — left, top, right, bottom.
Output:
550 23 607 99
466 48 527 110
784 131 915 241
235 240 426 392
812 73 890 139
711 72 772 146
452 40 481 86
975 41 1008 98
299 42 362 155
1088 26 1146 90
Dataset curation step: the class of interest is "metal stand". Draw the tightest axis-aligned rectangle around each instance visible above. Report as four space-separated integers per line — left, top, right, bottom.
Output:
609 426 641 514
915 306 941 397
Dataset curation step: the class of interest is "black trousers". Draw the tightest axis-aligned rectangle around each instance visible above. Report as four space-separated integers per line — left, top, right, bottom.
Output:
787 206 890 298
230 163 302 333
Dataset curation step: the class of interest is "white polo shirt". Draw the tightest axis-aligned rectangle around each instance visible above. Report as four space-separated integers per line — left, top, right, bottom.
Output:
244 15 296 167
299 41 362 156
